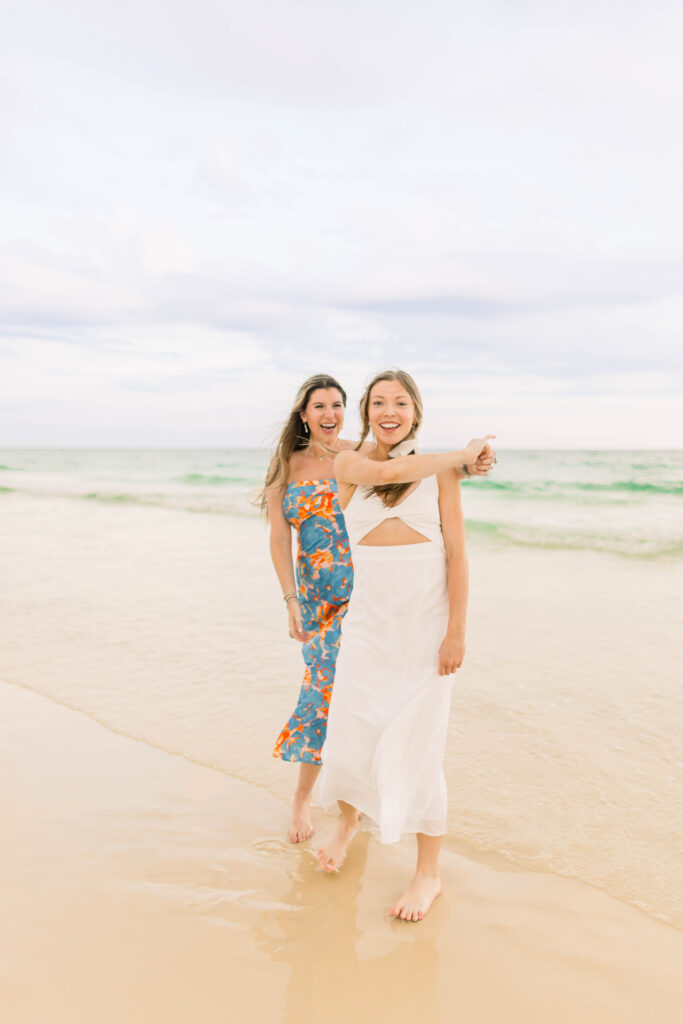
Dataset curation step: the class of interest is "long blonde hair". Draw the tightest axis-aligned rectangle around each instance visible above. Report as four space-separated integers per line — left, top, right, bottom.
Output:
357 369 423 508
257 374 347 513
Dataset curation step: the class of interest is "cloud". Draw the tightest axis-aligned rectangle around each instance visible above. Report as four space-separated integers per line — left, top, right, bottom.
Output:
1 0 682 445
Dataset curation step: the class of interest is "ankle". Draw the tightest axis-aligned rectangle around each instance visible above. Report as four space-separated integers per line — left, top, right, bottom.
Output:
415 868 440 882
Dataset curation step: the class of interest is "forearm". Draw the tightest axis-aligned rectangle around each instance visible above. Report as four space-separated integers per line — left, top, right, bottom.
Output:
269 533 297 596
445 549 469 636
388 450 476 483
338 448 472 487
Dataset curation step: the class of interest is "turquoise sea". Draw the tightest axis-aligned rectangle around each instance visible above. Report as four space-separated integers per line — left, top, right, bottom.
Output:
1 447 682 558
1 448 682 929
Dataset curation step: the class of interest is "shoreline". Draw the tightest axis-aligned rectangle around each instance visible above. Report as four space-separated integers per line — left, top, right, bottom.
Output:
2 679 683 1024
7 671 679 933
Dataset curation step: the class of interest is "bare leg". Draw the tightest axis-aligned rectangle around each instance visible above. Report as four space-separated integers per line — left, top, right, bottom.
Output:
289 763 319 843
316 800 359 871
391 834 443 922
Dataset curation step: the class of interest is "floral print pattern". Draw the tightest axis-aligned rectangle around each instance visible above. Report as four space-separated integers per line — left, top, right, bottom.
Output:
273 480 353 764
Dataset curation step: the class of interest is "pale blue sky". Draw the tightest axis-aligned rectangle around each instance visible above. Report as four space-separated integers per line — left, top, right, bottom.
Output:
1 0 682 448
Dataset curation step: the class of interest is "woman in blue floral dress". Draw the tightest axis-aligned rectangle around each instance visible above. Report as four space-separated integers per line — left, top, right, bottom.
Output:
262 374 356 843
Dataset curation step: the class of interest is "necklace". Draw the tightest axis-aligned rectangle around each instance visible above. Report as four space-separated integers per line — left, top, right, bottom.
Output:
307 442 329 463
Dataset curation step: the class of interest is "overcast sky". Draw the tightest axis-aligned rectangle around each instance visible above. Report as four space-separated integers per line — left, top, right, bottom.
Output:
1 0 682 448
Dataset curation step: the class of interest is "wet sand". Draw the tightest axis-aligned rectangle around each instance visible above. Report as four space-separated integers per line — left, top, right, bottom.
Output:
2 679 682 1024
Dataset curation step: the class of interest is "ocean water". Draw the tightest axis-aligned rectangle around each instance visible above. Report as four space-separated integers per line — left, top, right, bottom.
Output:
1 447 681 556
1 449 682 928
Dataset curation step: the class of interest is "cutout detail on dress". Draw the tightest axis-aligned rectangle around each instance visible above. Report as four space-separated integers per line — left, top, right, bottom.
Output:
358 516 431 546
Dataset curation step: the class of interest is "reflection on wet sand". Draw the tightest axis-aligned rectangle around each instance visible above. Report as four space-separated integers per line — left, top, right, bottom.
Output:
4 682 683 1024
255 830 440 1024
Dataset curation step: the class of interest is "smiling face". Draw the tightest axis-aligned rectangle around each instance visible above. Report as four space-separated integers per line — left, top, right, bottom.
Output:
367 379 416 448
300 387 345 446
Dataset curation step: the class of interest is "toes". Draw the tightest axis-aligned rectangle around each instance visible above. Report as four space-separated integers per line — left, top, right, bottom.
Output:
316 848 336 871
291 822 315 843
393 903 423 922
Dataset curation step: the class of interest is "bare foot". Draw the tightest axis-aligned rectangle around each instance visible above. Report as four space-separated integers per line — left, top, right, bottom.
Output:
391 873 442 922
316 815 358 872
288 793 314 844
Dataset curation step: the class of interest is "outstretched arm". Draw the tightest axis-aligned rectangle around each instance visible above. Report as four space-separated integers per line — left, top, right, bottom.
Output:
334 435 495 488
437 472 469 676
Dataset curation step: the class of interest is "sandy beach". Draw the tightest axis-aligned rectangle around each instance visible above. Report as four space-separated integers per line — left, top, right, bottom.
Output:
3 678 682 1024
2 449 682 1021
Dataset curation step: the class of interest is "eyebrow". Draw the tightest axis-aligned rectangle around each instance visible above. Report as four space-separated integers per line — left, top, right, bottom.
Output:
371 392 411 401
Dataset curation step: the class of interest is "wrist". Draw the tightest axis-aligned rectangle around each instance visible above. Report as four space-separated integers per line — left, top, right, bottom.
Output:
445 624 465 639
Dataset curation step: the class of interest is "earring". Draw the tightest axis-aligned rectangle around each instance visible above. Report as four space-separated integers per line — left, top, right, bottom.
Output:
303 421 309 436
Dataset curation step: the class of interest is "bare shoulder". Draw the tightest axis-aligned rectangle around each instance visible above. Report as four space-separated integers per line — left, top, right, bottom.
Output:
334 448 363 475
288 449 308 473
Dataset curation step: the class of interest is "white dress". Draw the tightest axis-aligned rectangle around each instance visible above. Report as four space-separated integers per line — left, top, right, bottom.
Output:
318 475 452 843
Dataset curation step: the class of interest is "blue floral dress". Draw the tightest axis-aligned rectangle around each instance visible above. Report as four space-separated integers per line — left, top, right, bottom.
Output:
273 480 353 764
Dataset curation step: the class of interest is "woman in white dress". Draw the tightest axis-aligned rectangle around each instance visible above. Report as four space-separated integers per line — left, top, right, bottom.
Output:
317 369 494 922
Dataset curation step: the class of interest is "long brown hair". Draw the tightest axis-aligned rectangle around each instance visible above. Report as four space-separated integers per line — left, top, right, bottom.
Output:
257 374 347 513
357 369 423 508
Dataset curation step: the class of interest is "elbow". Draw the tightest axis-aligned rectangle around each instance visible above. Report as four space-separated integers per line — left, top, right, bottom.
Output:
378 462 401 484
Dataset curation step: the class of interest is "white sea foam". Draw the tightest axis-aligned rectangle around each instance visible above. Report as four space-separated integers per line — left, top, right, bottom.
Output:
1 447 681 556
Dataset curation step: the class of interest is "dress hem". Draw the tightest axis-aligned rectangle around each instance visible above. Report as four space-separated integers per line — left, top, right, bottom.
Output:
319 789 446 845
272 750 321 766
